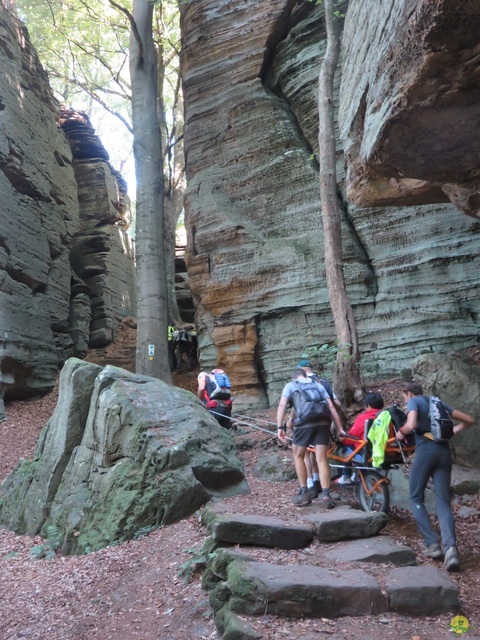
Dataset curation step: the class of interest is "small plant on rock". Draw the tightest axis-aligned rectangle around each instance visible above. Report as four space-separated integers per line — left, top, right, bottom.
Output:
29 525 63 560
178 545 217 583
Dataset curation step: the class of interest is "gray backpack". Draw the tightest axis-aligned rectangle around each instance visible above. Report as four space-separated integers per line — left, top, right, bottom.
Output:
292 381 330 426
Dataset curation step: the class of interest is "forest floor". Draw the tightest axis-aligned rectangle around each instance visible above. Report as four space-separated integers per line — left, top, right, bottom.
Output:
0 334 479 640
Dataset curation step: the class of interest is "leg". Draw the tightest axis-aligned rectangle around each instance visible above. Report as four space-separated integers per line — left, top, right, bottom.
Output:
431 448 456 551
292 444 308 487
314 444 331 491
409 445 440 548
211 405 232 429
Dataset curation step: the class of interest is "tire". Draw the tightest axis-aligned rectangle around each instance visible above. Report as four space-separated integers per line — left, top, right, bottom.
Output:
356 470 390 513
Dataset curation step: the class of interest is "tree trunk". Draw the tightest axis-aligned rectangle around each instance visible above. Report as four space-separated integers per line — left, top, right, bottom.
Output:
130 0 171 381
318 0 362 405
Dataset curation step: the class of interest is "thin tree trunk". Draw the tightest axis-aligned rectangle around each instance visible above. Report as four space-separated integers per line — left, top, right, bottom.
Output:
318 0 362 405
130 0 171 381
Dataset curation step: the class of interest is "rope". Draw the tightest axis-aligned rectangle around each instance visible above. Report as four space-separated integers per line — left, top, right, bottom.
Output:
232 413 277 427
208 409 290 439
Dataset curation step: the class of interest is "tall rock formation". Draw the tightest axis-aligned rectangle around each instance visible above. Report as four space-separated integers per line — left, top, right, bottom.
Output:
180 0 480 408
59 109 136 351
0 0 79 412
0 1 135 412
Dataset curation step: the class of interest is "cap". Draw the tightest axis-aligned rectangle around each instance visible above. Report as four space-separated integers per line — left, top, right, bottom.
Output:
297 359 312 368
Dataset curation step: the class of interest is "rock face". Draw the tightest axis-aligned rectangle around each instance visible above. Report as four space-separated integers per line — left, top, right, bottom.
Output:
59 109 136 350
0 1 80 409
340 0 480 218
0 359 247 554
180 0 480 408
0 3 135 408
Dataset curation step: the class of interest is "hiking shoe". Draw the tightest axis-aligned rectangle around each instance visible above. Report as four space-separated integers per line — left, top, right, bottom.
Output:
307 485 319 500
293 487 312 507
424 543 443 560
336 475 353 486
322 493 335 509
444 546 460 572
314 479 322 493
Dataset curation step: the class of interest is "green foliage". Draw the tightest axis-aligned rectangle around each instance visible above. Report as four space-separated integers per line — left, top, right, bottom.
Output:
178 546 218 583
28 525 63 560
133 525 159 540
302 340 353 372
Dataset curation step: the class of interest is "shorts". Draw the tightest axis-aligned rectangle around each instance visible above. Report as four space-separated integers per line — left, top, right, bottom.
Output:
292 422 331 447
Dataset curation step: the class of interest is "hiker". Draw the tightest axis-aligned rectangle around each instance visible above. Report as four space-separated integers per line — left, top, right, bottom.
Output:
297 359 343 498
172 325 194 372
167 325 176 372
336 392 385 485
197 368 233 429
186 325 198 367
277 368 345 508
396 381 474 572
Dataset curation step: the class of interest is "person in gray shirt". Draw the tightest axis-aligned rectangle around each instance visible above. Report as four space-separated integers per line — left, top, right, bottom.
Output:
397 381 474 572
277 368 345 508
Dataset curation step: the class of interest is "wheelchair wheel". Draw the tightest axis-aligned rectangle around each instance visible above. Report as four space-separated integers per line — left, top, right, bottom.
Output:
356 470 390 513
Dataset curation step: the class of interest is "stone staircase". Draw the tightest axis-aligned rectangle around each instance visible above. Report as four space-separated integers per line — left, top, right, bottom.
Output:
199 503 459 640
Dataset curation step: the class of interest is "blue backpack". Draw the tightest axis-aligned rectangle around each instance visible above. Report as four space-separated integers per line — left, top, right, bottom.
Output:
206 371 231 401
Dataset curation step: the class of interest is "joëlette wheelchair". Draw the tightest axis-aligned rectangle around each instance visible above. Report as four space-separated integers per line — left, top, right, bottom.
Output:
324 406 415 513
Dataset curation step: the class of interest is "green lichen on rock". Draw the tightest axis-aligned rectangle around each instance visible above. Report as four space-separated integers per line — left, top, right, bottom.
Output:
0 360 247 555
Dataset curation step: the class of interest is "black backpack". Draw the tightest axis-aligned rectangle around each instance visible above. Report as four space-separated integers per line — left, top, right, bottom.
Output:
292 381 330 426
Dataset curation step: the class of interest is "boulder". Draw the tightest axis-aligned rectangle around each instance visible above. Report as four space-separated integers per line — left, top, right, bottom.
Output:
0 359 247 554
253 452 296 482
411 353 480 460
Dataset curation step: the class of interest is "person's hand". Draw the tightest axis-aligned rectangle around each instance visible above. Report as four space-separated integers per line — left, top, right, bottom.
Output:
277 427 287 444
396 430 405 441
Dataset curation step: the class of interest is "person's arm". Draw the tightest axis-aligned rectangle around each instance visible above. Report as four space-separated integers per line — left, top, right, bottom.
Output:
328 398 346 436
452 409 474 435
396 410 417 441
276 396 289 443
197 375 206 400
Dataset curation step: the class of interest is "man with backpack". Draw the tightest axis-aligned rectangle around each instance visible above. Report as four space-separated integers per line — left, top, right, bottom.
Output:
197 368 233 429
396 381 474 572
297 360 344 497
277 368 345 508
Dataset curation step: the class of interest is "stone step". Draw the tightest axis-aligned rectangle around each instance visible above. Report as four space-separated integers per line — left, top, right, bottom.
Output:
322 535 416 566
301 504 389 542
202 504 388 549
203 511 314 549
206 551 459 622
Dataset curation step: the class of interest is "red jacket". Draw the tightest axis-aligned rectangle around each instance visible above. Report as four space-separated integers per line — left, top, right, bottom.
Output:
343 408 380 447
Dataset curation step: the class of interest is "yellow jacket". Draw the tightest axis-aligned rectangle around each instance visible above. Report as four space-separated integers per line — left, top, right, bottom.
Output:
367 410 391 468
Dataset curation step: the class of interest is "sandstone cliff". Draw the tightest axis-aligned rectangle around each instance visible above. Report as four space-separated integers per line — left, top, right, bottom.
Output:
180 0 480 407
340 0 480 218
0 1 135 413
